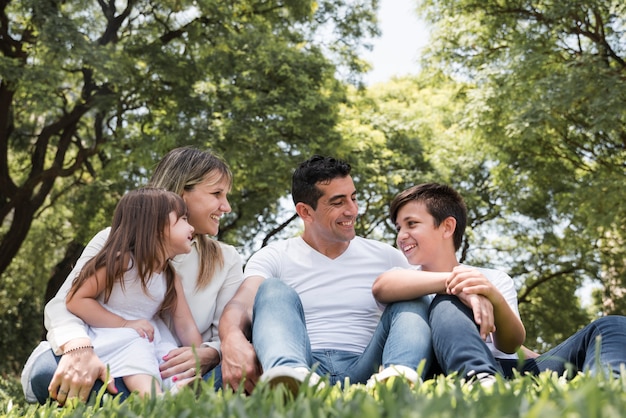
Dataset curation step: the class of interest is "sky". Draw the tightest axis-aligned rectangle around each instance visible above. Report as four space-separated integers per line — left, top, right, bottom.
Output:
363 0 430 85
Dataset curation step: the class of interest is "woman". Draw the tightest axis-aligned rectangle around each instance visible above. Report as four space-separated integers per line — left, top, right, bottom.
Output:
21 147 243 404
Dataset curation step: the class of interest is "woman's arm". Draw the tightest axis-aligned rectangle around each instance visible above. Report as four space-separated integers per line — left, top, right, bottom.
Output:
45 228 111 354
43 228 119 403
372 269 450 303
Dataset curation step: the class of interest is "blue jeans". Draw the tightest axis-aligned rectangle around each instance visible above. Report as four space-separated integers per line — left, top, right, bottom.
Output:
28 347 222 404
430 294 626 379
251 278 433 386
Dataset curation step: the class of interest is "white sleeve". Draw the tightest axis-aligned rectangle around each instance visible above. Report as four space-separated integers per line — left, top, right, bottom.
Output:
496 271 520 318
45 228 110 354
243 244 282 280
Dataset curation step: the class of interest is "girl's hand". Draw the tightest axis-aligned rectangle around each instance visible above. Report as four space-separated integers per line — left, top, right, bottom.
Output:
123 319 155 341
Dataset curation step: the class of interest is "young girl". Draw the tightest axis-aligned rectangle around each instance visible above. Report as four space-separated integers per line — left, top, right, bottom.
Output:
65 188 202 396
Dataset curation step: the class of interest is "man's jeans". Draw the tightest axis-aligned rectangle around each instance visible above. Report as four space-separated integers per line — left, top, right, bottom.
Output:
430 294 626 379
252 278 433 386
26 345 221 404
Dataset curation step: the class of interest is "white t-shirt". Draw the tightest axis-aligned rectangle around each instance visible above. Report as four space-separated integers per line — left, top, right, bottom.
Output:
244 236 410 353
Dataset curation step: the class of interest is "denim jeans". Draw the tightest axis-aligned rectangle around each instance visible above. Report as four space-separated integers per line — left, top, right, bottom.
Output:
28 346 221 404
430 294 626 379
251 278 433 386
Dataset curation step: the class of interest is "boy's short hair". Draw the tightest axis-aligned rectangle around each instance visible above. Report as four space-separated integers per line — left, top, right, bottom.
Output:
390 183 467 251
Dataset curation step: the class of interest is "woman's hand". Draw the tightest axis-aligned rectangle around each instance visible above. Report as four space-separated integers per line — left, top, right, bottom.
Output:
159 345 219 382
48 341 117 405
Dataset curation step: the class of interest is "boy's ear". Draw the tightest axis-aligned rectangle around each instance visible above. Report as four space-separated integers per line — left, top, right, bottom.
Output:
442 216 457 238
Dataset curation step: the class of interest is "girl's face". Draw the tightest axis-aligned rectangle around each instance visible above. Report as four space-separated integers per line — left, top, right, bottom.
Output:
166 212 195 259
182 171 232 236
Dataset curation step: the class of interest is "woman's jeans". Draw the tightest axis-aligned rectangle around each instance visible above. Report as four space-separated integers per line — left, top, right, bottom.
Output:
251 278 433 386
430 294 626 379
27 347 221 404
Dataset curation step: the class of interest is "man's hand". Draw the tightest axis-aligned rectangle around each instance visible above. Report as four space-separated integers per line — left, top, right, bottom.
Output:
220 336 261 394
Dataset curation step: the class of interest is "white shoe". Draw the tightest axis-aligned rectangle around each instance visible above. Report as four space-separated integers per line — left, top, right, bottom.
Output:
366 365 419 389
260 366 322 396
465 372 499 391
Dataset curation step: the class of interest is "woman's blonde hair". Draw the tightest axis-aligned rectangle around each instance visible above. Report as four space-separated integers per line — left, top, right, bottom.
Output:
148 147 233 289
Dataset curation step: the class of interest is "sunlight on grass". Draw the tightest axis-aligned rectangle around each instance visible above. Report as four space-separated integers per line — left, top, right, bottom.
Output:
3 371 626 417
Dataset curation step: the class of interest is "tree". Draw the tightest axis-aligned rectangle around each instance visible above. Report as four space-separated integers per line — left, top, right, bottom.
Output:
0 0 380 373
417 0 626 347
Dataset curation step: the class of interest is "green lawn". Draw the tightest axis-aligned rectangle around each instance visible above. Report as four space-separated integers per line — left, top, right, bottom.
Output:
2 371 626 417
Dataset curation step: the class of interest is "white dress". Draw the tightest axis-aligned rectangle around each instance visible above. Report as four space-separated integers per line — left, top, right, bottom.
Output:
88 266 178 388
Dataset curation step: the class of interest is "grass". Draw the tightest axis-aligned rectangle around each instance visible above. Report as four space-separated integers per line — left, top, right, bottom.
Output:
2 371 626 417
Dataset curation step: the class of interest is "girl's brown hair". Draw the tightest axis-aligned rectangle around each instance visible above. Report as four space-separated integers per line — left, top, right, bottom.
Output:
68 188 187 316
147 147 233 289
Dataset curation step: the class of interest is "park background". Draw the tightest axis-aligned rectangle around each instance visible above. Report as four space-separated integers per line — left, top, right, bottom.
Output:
1 0 624 384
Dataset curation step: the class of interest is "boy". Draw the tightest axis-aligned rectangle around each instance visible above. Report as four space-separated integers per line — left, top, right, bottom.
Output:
373 183 626 383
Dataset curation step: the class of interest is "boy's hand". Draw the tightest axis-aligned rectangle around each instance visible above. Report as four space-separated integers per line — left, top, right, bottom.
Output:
446 266 498 302
456 292 496 340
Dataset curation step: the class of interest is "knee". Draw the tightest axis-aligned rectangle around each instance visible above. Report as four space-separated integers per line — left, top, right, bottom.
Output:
384 298 430 320
256 278 294 301
593 315 626 332
428 295 473 326
254 278 300 309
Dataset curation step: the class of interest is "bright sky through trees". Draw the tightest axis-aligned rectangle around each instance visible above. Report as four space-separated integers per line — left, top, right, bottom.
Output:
364 0 429 85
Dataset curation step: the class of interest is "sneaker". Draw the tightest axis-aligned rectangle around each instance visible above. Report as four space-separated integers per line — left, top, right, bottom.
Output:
366 365 419 389
465 372 498 391
259 366 322 396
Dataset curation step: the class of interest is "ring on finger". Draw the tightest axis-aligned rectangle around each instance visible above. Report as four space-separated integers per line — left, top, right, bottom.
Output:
59 389 68 395
188 367 196 376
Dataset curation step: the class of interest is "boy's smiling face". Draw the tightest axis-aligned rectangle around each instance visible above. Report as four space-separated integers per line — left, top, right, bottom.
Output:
395 201 448 269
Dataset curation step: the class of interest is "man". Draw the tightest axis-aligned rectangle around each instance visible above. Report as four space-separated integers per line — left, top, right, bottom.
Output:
219 155 432 393
373 182 626 384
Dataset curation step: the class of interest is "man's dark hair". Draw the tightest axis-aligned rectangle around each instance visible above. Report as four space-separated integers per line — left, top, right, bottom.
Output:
291 155 352 209
389 183 467 251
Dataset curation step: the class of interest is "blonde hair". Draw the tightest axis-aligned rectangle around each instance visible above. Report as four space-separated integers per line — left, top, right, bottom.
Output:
148 147 233 289
69 188 186 316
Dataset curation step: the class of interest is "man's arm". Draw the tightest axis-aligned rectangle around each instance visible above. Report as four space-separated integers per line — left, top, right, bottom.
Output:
218 275 264 393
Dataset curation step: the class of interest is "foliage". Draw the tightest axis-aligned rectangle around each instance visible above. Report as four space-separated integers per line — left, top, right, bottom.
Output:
0 0 378 374
3 370 626 417
417 0 626 347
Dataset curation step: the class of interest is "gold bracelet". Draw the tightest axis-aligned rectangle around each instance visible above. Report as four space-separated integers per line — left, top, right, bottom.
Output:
62 345 95 355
